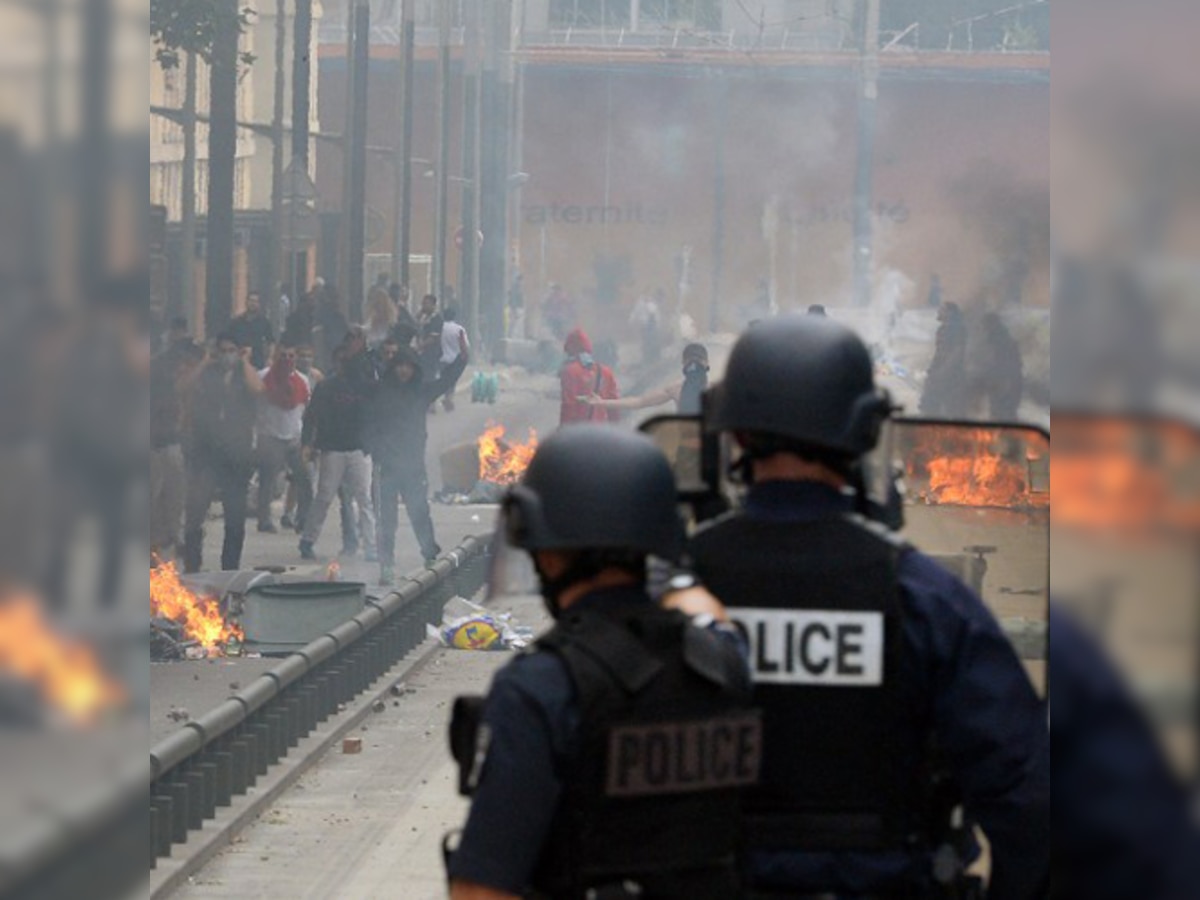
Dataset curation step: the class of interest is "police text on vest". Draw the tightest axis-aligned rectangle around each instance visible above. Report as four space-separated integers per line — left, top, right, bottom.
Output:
731 609 884 686
605 713 762 797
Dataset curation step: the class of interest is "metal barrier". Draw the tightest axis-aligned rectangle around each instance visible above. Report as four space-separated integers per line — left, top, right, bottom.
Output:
147 534 491 866
4 536 490 899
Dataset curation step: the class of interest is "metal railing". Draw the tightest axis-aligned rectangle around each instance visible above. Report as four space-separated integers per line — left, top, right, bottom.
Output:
3 536 490 899
148 535 491 864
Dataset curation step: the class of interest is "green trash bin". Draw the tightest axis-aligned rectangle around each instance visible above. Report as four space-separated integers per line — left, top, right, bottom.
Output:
241 581 367 655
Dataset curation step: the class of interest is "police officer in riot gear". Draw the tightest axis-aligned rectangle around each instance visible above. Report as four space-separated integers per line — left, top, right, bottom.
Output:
687 315 1050 899
447 425 759 900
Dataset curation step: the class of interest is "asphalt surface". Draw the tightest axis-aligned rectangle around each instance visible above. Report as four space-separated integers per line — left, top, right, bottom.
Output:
167 593 550 899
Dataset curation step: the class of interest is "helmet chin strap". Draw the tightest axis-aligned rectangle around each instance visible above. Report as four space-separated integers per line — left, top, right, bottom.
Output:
532 553 606 619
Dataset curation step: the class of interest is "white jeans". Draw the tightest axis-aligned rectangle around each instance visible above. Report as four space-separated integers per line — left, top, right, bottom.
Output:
302 450 376 554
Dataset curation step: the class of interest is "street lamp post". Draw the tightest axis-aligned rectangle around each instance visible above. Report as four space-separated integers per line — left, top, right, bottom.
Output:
433 1 452 299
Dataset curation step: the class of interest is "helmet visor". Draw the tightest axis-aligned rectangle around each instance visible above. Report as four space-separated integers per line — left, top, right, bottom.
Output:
871 418 1050 697
484 503 541 606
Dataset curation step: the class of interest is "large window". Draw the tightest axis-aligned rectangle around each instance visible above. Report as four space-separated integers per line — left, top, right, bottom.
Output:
549 0 722 31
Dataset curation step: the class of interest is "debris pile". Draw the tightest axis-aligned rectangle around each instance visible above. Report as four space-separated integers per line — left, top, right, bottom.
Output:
150 559 244 659
427 596 533 652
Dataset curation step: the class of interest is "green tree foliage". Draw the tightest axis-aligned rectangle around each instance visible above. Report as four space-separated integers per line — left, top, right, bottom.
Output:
150 0 256 69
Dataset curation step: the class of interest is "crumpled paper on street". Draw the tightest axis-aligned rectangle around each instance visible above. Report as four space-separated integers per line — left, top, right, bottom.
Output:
426 596 533 651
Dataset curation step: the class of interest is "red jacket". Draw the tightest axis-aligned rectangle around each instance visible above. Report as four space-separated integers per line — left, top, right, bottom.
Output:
559 329 619 425
560 359 619 425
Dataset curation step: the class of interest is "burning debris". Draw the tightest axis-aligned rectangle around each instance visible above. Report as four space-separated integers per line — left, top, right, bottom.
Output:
1050 419 1200 531
438 423 539 504
478 424 538 486
150 558 244 659
0 593 125 726
904 426 1049 510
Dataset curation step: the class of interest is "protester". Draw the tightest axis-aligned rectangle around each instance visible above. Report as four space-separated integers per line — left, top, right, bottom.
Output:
389 282 419 347
364 283 397 351
416 293 444 388
437 306 470 412
181 334 264 573
150 337 204 562
299 348 376 562
919 300 968 417
255 344 312 534
972 312 1024 419
314 286 350 372
559 328 619 426
283 289 317 352
541 282 573 340
364 346 463 582
228 291 275 369
629 288 664 364
586 342 709 416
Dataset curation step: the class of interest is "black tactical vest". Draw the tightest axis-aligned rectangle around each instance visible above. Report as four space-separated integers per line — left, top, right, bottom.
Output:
531 598 760 900
690 513 930 854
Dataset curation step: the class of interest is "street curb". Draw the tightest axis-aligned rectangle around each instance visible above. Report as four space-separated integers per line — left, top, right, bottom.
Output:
149 638 446 899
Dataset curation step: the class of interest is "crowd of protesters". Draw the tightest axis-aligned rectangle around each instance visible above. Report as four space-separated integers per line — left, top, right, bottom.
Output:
149 280 468 587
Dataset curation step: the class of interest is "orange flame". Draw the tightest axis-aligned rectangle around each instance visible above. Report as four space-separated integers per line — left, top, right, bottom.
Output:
906 426 1049 509
478 423 538 486
150 559 243 655
0 594 125 725
1050 419 1200 531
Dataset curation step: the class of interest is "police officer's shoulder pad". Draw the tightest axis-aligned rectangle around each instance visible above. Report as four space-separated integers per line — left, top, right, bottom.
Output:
844 512 911 553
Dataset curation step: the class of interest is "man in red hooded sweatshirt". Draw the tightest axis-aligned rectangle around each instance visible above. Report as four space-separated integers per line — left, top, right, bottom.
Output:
559 328 619 426
256 343 313 532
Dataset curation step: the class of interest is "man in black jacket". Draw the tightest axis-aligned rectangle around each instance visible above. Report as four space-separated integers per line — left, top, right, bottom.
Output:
182 334 264 572
299 348 376 561
364 347 465 582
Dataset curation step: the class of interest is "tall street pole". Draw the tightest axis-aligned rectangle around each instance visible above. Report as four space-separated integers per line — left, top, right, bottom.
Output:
852 0 880 308
709 77 727 334
460 0 482 341
391 0 413 288
80 0 111 291
433 0 452 299
181 51 198 332
290 0 313 296
346 0 370 323
479 0 513 353
205 0 239 337
269 0 288 327
510 0 528 337
396 0 416 293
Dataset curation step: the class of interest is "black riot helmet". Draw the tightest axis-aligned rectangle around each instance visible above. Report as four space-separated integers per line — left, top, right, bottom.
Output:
707 314 892 459
503 425 684 562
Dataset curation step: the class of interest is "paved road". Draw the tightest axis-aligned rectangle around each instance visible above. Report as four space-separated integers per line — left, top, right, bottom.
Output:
170 592 551 900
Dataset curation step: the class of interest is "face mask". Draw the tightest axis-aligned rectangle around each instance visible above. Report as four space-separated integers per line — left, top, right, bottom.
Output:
296 359 311 373
683 361 707 376
221 350 240 368
578 352 594 368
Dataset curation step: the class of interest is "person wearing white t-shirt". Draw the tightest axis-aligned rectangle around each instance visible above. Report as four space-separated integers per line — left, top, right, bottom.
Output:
437 306 470 412
255 346 312 532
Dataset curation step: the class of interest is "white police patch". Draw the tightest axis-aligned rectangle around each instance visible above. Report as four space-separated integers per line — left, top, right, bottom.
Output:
730 609 884 686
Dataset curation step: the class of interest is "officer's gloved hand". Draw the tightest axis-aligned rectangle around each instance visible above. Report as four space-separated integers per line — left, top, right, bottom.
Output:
660 581 730 626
